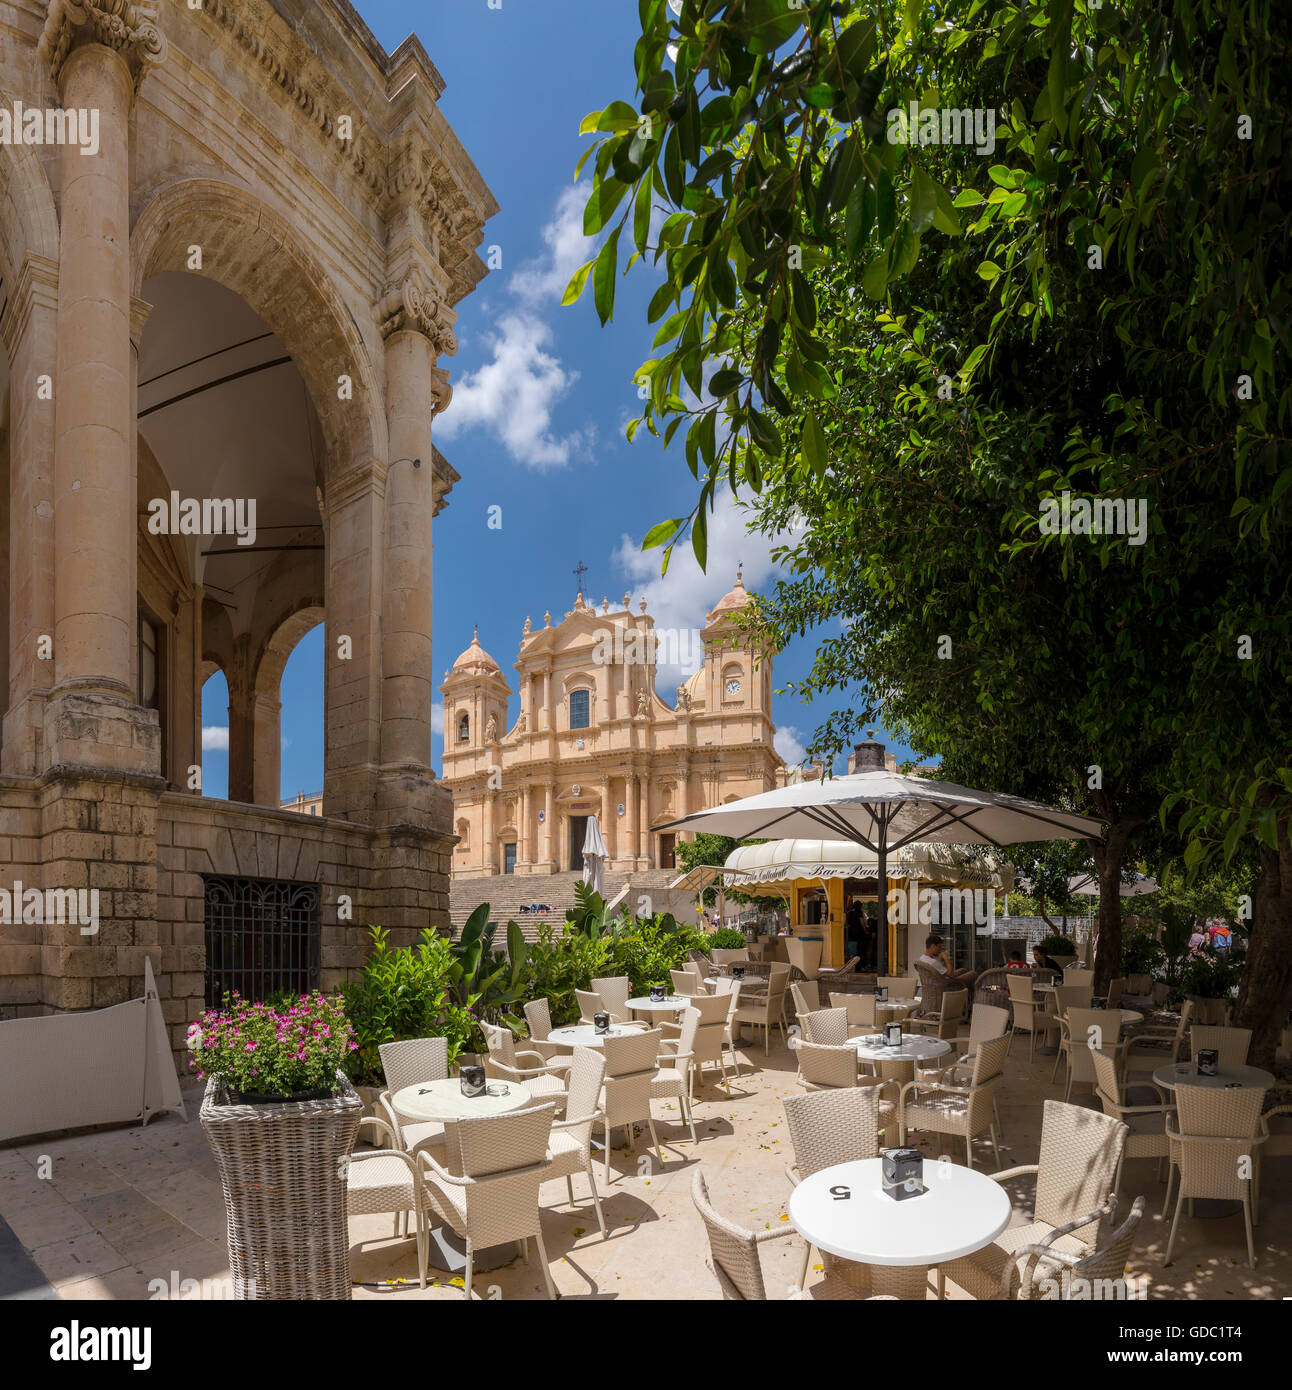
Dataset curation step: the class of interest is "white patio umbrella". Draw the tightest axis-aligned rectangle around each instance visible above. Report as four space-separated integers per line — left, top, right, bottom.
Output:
656 770 1105 973
582 815 608 898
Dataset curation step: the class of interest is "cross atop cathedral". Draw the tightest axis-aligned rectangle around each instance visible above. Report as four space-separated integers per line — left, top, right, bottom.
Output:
572 559 589 593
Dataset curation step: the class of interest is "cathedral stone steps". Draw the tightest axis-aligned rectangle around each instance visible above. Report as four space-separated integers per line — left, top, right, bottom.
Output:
448 869 680 942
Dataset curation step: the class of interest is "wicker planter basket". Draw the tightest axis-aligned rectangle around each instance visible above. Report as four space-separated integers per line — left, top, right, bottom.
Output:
200 1070 362 1300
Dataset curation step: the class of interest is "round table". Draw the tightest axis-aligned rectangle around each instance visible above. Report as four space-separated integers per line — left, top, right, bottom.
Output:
853 1034 952 1064
789 1157 1011 1298
1152 1062 1275 1092
391 1078 533 1272
1113 1008 1143 1028
547 1023 641 1048
876 1000 918 1021
627 994 691 1016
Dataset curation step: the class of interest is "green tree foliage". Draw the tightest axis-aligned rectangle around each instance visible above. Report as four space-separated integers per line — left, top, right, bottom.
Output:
568 0 1292 1064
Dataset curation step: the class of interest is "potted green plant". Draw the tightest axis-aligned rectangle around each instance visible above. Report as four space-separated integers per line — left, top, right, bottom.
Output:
1178 951 1241 1026
192 991 362 1300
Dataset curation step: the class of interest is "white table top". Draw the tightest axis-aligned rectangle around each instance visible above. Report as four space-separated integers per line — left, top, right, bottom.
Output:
789 1158 1011 1267
853 1034 952 1062
1152 1063 1276 1092
876 999 918 1015
627 994 690 1011
392 1077 532 1123
548 1023 640 1048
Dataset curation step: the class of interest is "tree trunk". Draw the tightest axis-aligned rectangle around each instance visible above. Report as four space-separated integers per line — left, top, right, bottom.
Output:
1234 836 1292 1069
1089 806 1138 998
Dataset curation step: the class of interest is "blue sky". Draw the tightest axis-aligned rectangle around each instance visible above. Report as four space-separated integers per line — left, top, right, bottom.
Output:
201 0 920 802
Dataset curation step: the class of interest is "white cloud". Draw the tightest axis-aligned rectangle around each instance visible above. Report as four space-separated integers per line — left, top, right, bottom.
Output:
510 185 592 308
431 701 444 736
611 491 805 692
435 311 594 470
202 725 229 752
774 725 808 769
436 188 599 470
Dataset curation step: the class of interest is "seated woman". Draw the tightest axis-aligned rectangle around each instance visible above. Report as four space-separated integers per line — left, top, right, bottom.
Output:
1030 944 1063 975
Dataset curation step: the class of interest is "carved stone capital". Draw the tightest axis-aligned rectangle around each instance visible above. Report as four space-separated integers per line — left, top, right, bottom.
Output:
40 0 168 90
375 272 458 356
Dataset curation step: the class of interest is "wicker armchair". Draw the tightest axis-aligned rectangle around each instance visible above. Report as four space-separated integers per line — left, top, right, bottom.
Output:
935 1100 1128 1300
782 1088 890 1287
1123 999 1194 1078
688 950 717 981
898 1033 1008 1169
908 987 968 1040
591 975 634 1019
1005 974 1044 1061
829 991 877 1036
1004 1196 1146 1300
734 967 790 1052
795 1040 862 1091
800 1007 849 1046
652 1007 699 1143
914 962 951 1015
545 1047 608 1238
1189 1025 1251 1067
686 991 740 1094
1164 1083 1268 1268
346 1115 433 1287
600 1028 664 1183
481 1022 568 1112
1090 1048 1170 1193
1053 1007 1127 1102
878 975 918 1000
691 1167 893 1301
418 1102 558 1300
377 1037 449 1159
522 998 574 1073
817 955 860 981
974 968 1012 1017
790 980 821 1017
670 968 702 997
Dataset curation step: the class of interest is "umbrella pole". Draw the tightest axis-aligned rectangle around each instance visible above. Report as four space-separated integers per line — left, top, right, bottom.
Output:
878 839 888 976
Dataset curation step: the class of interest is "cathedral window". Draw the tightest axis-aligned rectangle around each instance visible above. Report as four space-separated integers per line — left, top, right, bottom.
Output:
570 688 591 729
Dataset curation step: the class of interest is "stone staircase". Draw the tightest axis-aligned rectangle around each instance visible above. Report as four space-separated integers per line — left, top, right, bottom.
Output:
449 869 680 942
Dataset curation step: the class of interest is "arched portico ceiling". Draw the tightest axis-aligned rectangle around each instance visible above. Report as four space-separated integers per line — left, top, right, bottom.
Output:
131 178 386 469
137 271 325 616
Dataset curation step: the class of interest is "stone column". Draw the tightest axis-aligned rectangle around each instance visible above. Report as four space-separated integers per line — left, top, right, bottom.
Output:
376 317 440 828
540 662 553 731
600 784 613 861
543 783 555 869
483 789 496 872
322 463 384 822
639 776 650 862
2 257 58 776
251 692 282 807
225 642 254 805
626 772 640 867
519 783 530 866
43 9 164 771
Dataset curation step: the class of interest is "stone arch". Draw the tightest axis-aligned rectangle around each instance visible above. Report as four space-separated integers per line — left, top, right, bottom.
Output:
130 177 387 475
0 113 59 288
248 603 324 809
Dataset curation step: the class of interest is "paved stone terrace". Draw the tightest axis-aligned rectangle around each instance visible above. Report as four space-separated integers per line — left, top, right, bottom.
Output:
1 1036 1288 1301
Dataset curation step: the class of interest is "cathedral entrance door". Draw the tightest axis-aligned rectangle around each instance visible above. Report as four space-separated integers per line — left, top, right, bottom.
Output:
568 815 589 871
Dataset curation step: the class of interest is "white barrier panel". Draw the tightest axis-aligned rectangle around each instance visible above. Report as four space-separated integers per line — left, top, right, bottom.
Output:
0 958 187 1142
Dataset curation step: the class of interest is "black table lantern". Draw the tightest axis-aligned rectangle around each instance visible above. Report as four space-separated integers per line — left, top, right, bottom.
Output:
874 985 888 1002
881 1147 926 1201
883 1021 903 1047
731 965 745 979
459 1065 486 1097
593 1012 611 1035
1197 1048 1219 1077
649 984 666 1002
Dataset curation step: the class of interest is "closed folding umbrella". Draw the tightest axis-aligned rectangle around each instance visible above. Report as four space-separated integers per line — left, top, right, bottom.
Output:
582 815 608 898
657 770 1104 973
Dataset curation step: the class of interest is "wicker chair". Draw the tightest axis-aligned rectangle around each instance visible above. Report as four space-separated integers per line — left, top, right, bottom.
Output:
1006 974 1043 1061
346 1114 433 1287
682 990 738 1095
1090 1047 1170 1194
1093 977 1126 1009
1189 1025 1252 1067
688 950 717 982
1164 1083 1268 1268
734 966 790 1052
418 1102 558 1300
801 1007 849 1046
522 998 574 1073
600 1028 664 1183
481 1022 569 1112
377 1037 449 1159
710 948 749 967
653 1006 699 1143
878 975 918 1000
782 1088 890 1287
1064 967 1094 988
974 967 1012 1018
545 1047 608 1238
817 955 860 982
1123 999 1194 1078
691 1167 893 1301
1003 1196 1146 1300
909 987 968 1040
670 968 701 997
591 976 634 1020
898 1033 1008 1170
710 977 746 1082
790 980 821 1017
936 1100 1128 1300
937 1002 1010 1138
1052 984 1093 1018
829 991 876 1036
795 1041 862 1092
913 962 951 1016
1054 1007 1127 1102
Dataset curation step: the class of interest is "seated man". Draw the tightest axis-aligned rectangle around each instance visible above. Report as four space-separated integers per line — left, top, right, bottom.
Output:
1004 950 1031 972
918 933 978 993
